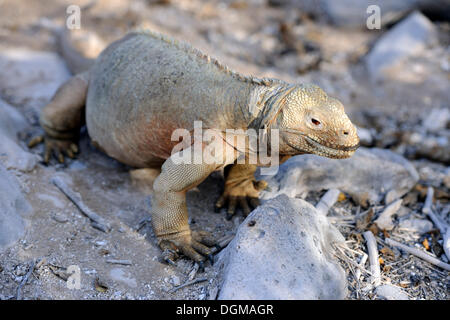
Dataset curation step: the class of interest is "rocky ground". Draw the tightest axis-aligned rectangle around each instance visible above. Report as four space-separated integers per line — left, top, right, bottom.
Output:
0 0 448 300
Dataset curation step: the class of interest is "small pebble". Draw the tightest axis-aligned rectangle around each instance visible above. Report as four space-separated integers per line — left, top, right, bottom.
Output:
171 275 181 287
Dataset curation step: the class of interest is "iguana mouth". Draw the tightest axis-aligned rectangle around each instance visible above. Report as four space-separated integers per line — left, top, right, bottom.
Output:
281 129 360 158
303 135 359 151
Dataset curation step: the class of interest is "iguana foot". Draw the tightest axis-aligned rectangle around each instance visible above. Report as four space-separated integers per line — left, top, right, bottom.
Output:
159 230 215 267
28 134 79 164
215 177 267 220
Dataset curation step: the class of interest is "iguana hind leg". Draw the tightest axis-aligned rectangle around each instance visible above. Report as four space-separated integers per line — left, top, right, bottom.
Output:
29 72 89 164
130 167 162 193
215 164 267 220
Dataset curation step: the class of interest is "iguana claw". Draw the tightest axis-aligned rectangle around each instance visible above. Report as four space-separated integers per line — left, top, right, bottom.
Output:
215 179 267 219
28 134 79 164
158 231 216 266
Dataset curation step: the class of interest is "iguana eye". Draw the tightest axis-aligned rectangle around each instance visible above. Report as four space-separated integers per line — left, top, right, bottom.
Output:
311 118 321 125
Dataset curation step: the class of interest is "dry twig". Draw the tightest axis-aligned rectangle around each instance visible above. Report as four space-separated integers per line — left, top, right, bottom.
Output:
422 187 447 234
315 189 341 216
444 229 450 262
335 245 372 276
169 277 207 293
422 187 450 261
52 176 111 232
106 259 132 265
355 253 368 281
385 238 450 272
16 260 36 300
363 231 381 286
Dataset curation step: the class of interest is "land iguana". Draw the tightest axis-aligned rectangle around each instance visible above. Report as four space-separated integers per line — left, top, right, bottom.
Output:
29 30 360 265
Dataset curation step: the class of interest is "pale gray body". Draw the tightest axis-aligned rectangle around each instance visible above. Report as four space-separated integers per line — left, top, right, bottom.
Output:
87 32 255 167
33 30 359 264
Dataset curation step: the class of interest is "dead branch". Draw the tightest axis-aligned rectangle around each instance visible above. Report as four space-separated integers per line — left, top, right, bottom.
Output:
422 187 448 234
334 245 372 276
315 189 341 216
106 259 132 265
355 253 368 281
363 231 381 286
169 277 207 293
16 260 36 300
444 228 450 262
52 176 111 232
385 238 450 272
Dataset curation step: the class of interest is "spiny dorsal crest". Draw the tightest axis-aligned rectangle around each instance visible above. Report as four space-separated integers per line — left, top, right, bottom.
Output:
134 29 286 87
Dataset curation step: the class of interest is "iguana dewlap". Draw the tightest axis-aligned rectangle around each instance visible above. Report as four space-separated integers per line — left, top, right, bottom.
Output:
31 30 360 264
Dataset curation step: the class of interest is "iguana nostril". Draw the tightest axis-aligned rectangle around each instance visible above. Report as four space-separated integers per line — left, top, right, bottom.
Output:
343 131 349 135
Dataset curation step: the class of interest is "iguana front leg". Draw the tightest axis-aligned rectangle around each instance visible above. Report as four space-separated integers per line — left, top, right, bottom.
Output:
214 164 268 220
152 139 238 265
28 72 88 163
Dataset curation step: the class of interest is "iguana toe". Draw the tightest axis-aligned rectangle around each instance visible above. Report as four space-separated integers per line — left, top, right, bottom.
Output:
29 134 79 164
215 178 267 219
28 135 44 148
160 240 179 266
158 230 216 265
192 230 216 247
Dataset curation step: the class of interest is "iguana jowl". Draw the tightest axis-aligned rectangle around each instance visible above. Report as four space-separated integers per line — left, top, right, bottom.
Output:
30 30 360 264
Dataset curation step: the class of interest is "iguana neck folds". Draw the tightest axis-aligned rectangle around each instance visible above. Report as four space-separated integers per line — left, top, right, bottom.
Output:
246 83 295 131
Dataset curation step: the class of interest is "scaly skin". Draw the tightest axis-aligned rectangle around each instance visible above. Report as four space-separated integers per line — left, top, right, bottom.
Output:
30 30 360 265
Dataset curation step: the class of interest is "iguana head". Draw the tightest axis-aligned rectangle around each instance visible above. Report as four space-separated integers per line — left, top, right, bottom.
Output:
270 84 360 159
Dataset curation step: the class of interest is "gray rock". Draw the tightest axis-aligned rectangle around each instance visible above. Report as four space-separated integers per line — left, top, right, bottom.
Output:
0 163 32 251
399 218 433 234
216 195 347 300
444 168 450 189
0 99 38 171
109 268 137 288
260 147 419 207
404 131 450 164
0 49 70 110
170 275 181 287
276 0 449 28
376 284 409 300
374 199 403 231
366 11 437 81
321 0 420 28
356 126 374 146
422 108 450 133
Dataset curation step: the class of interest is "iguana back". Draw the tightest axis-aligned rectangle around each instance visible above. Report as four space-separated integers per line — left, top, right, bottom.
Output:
86 31 256 167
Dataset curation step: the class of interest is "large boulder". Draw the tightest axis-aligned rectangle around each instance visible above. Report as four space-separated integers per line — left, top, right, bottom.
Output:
215 195 347 300
0 49 70 110
321 0 420 28
0 163 32 251
292 0 449 29
365 11 438 81
259 147 419 207
0 99 38 171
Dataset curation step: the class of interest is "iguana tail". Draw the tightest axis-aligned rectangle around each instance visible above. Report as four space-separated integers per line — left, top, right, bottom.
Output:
55 29 95 75
36 18 95 75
